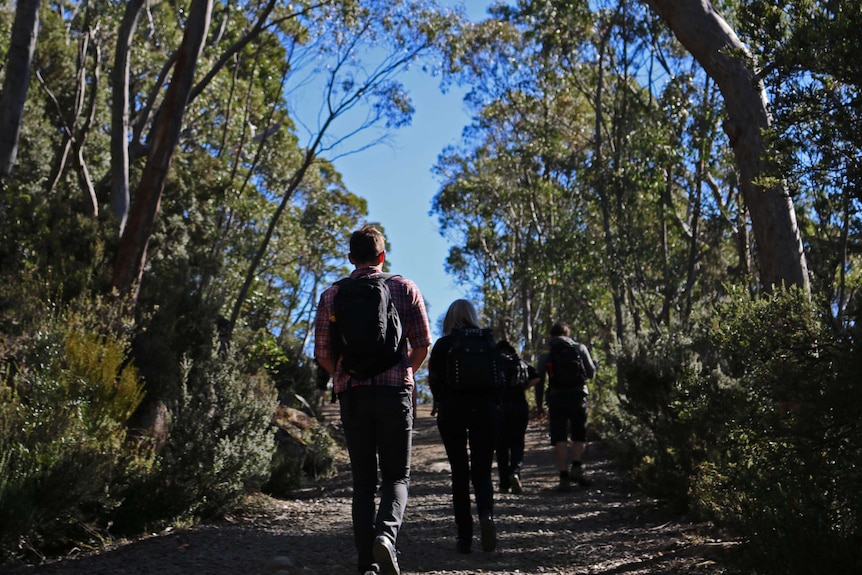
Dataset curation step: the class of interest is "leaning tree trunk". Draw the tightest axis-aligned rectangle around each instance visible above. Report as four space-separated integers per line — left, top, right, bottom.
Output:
111 0 214 297
644 0 810 293
0 0 41 183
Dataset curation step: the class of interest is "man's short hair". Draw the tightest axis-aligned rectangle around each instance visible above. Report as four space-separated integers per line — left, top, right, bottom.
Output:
550 322 571 337
497 339 517 355
349 224 386 264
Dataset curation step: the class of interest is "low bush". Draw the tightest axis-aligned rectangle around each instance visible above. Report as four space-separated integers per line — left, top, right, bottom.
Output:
111 342 277 533
691 287 862 574
602 286 862 574
599 331 739 509
0 292 282 562
0 302 149 561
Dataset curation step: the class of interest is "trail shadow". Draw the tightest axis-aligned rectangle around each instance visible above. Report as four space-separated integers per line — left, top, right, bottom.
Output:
2 404 727 575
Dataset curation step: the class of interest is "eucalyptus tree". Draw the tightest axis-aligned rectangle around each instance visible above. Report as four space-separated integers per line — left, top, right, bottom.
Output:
112 0 215 298
737 0 862 326
434 5 600 358
644 0 810 293
435 0 745 361
585 1 748 337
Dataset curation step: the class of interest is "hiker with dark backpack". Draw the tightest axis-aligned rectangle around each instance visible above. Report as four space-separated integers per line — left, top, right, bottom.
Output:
495 340 539 495
535 321 597 492
428 299 504 554
314 225 432 575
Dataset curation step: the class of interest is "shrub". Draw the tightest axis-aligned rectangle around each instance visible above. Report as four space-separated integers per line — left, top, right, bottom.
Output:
596 287 862 574
599 330 740 508
0 305 148 561
112 341 276 532
690 286 862 574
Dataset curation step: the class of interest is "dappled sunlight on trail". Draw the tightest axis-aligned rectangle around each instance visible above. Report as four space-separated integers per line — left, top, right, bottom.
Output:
2 403 735 575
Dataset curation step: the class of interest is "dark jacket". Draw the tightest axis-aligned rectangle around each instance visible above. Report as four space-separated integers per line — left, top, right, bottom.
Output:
535 336 596 407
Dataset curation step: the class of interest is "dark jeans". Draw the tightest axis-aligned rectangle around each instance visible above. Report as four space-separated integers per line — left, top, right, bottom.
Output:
339 385 414 572
496 398 529 487
436 395 501 543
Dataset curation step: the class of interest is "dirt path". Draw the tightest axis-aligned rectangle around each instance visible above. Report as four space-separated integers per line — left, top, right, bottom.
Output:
1 404 735 575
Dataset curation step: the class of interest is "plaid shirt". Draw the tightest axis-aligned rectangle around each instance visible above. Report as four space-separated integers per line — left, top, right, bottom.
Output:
314 266 432 394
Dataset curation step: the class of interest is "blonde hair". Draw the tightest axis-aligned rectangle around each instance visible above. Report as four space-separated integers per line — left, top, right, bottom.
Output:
442 299 481 335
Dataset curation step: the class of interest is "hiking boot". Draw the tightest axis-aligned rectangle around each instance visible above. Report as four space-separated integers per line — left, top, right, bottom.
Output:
456 538 472 554
498 482 510 494
372 536 400 575
479 515 497 552
557 475 572 492
570 466 593 487
510 473 523 495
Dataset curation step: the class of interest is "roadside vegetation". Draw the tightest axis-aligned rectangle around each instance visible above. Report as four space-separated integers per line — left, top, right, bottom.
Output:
1 1 860 574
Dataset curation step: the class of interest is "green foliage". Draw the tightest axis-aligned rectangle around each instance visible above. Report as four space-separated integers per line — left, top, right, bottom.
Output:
434 0 745 360
691 287 862 574
602 286 862 574
112 343 276 533
0 300 148 561
600 330 740 508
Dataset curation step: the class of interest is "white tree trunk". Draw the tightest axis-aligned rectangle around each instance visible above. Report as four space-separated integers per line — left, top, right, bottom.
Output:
0 0 41 180
110 0 146 235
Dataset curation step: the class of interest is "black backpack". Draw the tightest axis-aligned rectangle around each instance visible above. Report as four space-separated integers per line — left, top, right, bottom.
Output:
547 339 586 390
500 349 529 390
446 328 505 393
331 273 404 380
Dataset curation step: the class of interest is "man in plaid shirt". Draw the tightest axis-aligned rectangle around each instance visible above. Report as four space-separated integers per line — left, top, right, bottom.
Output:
315 225 431 575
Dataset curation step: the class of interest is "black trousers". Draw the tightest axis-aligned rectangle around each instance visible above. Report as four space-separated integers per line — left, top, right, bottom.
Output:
436 395 501 543
496 398 529 488
340 386 414 573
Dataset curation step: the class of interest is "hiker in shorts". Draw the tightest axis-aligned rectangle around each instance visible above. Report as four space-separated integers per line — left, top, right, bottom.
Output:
314 225 432 575
535 321 597 492
428 299 503 554
495 340 539 495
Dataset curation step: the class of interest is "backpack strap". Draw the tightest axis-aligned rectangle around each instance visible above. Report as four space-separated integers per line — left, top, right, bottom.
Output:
335 271 398 285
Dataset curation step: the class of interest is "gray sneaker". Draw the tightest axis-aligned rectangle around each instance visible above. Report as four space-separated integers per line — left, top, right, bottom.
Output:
372 536 400 575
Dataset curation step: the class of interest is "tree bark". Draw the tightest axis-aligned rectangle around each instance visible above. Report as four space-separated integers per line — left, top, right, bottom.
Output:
112 0 214 297
0 0 41 181
644 0 810 292
110 0 146 235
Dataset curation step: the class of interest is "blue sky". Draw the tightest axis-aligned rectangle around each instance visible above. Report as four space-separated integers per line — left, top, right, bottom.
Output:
330 1 492 336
